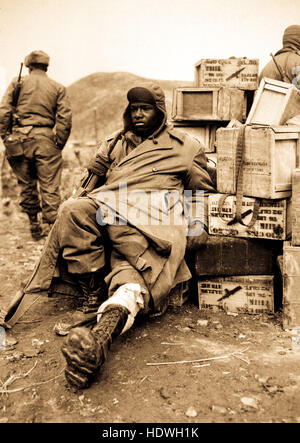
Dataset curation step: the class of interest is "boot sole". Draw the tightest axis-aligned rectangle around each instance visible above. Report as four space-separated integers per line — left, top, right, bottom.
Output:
61 326 104 389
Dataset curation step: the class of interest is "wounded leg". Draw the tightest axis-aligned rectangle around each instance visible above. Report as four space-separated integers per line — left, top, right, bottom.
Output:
61 283 144 389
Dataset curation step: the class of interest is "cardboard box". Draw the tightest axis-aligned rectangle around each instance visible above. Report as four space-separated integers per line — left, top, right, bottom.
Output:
292 169 300 245
172 87 246 122
208 193 291 240
246 77 300 125
216 125 300 199
170 122 227 153
197 275 274 314
194 58 259 90
194 236 282 277
282 242 300 329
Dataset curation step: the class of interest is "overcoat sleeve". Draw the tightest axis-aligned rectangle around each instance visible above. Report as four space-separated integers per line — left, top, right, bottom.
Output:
0 79 16 138
54 85 72 149
183 139 217 228
87 132 121 177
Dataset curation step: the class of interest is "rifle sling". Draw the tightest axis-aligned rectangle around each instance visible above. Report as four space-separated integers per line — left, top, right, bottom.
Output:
218 124 260 228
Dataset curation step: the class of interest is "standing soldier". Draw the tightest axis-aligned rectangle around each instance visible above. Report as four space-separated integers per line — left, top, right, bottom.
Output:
0 50 72 240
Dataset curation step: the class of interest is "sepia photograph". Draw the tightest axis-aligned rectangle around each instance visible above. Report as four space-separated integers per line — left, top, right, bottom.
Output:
0 0 299 428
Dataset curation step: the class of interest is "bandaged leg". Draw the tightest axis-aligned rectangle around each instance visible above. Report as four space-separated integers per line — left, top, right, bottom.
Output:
61 283 144 389
97 283 145 333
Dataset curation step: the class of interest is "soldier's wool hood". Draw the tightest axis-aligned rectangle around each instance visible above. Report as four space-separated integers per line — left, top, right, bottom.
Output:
276 25 300 55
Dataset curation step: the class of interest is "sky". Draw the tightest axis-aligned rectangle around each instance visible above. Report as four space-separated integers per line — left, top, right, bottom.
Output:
0 0 299 95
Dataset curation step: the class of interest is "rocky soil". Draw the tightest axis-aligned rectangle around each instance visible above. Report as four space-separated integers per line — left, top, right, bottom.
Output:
0 200 299 424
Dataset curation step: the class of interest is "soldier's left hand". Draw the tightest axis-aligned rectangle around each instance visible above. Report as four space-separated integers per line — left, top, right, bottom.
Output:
186 221 208 251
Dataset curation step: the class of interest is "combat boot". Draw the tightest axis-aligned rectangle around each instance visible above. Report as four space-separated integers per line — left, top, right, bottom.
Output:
28 214 44 241
75 272 108 315
61 304 129 389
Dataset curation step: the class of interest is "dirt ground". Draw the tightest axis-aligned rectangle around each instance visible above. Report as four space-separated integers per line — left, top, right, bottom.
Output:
0 199 299 425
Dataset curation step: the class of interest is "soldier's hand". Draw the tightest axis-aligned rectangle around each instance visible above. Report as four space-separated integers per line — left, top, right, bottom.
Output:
186 221 208 251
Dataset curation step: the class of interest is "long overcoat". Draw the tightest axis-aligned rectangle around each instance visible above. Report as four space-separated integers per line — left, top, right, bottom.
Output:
14 83 217 315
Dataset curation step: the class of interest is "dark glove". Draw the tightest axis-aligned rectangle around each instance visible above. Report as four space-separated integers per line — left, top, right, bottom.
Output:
186 221 209 251
87 154 109 177
72 171 105 198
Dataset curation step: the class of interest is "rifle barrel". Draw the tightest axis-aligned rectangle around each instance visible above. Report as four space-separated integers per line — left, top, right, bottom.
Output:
17 63 23 81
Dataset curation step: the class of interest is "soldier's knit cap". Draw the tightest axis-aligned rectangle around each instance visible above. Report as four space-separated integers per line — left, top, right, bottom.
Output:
127 87 157 105
24 50 50 67
123 82 167 136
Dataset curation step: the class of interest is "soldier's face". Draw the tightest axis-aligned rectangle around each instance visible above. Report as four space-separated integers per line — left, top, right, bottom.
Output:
130 102 158 134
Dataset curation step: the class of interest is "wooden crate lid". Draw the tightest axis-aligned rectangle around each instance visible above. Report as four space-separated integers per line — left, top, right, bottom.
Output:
194 57 259 68
261 77 296 90
174 87 220 92
216 124 300 134
250 125 300 135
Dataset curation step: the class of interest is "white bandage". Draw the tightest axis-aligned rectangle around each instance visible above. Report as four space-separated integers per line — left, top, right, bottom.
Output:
97 283 144 334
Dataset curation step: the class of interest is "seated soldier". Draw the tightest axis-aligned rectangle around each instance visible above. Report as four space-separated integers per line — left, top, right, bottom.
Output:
3 82 216 389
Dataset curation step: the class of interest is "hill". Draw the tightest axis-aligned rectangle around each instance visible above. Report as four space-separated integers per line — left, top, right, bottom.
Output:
67 71 193 143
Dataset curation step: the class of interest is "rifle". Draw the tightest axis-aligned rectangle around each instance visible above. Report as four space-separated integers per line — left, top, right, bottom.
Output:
73 172 101 198
270 53 289 83
9 62 23 130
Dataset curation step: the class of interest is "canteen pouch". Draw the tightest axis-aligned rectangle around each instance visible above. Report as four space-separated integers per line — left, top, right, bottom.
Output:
4 133 24 158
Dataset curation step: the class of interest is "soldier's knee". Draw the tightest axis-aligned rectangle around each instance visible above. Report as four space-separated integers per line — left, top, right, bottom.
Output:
58 197 96 221
58 198 83 219
58 198 75 217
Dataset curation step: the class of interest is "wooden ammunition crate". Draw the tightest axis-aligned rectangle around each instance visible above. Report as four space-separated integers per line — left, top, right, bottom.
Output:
171 121 227 153
246 77 300 125
216 125 300 199
194 236 282 277
208 193 291 240
168 281 190 307
194 58 259 90
292 169 300 246
172 87 246 122
282 242 300 329
197 275 274 314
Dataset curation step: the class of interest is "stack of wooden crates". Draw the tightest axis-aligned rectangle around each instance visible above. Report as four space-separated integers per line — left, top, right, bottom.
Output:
195 75 300 325
283 168 300 330
170 59 300 326
170 57 259 163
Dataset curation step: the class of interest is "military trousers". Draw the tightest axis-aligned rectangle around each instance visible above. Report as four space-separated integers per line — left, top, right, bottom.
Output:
8 133 63 224
56 197 151 312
